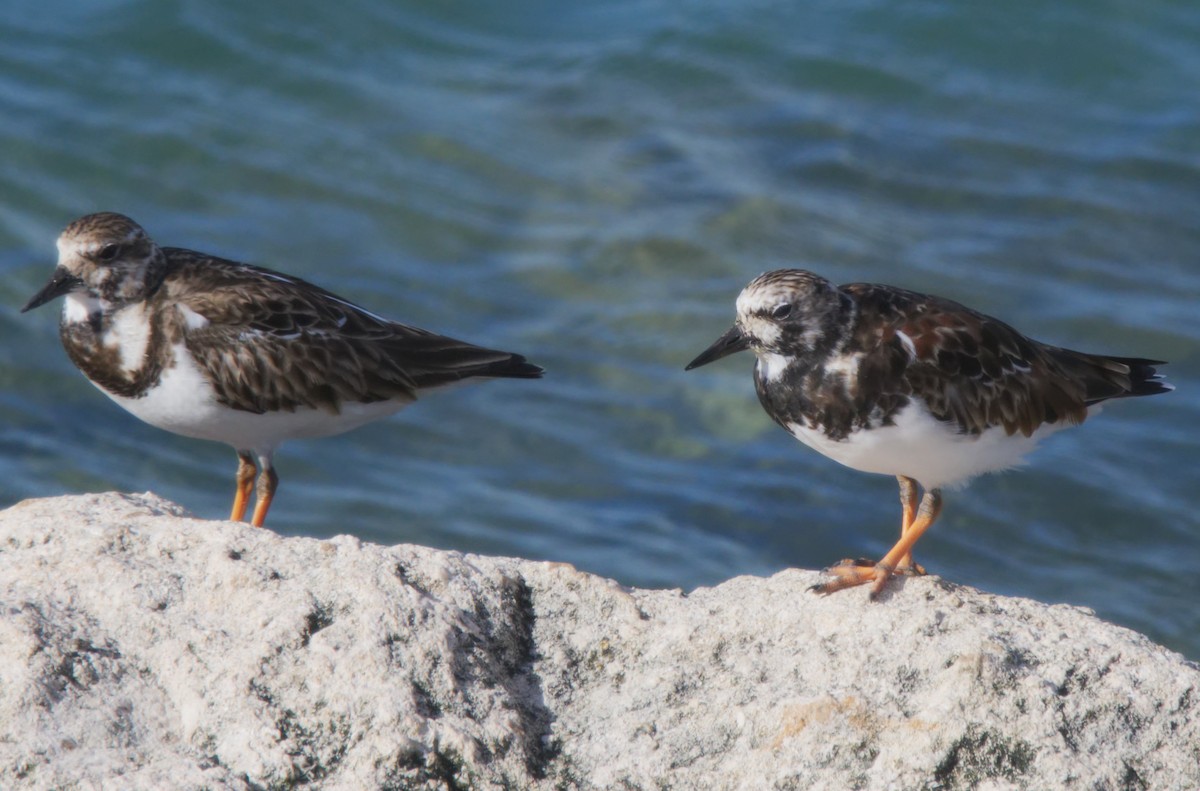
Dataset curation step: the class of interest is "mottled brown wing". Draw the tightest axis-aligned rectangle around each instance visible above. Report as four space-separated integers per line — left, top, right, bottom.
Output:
844 283 1092 437
161 249 540 414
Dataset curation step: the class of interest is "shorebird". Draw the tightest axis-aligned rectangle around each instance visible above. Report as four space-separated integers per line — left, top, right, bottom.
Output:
687 269 1171 597
23 212 543 527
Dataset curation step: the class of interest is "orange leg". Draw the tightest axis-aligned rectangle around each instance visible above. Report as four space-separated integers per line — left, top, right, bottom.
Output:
812 489 943 599
250 463 278 528
823 477 925 579
896 475 925 575
230 451 256 522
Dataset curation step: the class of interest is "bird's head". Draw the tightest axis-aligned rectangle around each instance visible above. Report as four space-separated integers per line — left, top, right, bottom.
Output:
686 269 846 370
22 212 165 315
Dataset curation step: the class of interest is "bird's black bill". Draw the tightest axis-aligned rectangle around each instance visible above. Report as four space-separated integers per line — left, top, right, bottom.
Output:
22 267 83 312
685 325 750 370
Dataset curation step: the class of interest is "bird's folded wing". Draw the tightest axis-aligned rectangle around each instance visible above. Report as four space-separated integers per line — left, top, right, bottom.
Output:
163 251 535 414
847 283 1089 437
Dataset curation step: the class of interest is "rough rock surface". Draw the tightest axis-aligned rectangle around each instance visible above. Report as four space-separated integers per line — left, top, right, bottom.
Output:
0 493 1196 790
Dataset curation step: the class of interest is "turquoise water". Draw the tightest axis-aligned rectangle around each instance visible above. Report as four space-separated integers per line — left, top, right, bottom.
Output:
1 1 1197 658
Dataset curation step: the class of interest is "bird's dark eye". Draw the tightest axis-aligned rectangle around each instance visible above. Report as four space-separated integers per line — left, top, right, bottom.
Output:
97 244 121 262
771 303 792 320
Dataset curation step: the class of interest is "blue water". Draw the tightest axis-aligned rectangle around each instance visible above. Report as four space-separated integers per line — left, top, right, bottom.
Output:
1 0 1197 658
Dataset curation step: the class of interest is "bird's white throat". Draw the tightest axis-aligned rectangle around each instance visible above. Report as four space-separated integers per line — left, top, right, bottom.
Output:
756 352 792 383
62 292 102 325
756 350 861 384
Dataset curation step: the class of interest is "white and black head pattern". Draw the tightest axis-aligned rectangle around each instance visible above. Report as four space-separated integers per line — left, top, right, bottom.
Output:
25 213 167 319
733 269 852 359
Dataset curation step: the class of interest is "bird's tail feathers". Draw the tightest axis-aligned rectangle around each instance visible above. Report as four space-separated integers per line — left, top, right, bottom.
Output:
1061 352 1173 405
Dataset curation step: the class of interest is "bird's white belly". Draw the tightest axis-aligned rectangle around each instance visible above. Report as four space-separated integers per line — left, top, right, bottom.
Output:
785 400 1079 490
99 342 412 453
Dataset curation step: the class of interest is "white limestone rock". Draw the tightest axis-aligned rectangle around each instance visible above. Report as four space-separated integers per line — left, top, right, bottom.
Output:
0 492 1196 790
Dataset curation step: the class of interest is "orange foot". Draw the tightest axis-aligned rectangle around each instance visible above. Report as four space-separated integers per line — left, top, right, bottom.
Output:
829 557 927 576
809 488 943 599
808 558 925 599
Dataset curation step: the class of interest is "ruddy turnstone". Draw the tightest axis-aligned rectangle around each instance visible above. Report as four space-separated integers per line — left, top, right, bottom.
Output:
22 212 543 527
686 269 1172 598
